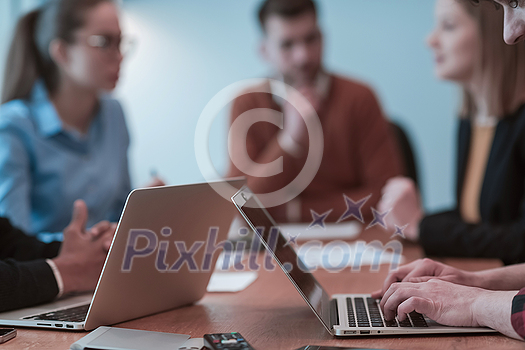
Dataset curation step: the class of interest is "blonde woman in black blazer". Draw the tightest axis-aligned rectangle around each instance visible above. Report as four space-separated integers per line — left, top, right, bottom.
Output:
379 0 525 264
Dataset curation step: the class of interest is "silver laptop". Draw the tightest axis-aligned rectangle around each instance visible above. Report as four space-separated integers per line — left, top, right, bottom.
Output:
231 186 495 337
0 179 244 331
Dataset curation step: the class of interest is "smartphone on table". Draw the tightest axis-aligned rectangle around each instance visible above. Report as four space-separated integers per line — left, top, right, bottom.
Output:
0 328 16 344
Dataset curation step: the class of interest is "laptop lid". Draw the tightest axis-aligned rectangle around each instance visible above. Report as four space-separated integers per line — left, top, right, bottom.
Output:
84 178 244 330
231 187 333 334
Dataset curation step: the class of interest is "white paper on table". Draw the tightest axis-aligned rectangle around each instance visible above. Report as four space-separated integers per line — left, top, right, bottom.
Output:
298 241 405 271
279 221 361 241
214 251 248 271
228 217 362 241
207 272 258 292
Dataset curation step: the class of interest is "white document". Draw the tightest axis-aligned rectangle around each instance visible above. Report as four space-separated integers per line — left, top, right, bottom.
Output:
298 241 405 271
228 217 361 241
207 272 258 292
279 221 362 241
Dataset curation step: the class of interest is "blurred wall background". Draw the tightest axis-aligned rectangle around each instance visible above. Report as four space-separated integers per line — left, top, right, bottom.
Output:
0 0 460 212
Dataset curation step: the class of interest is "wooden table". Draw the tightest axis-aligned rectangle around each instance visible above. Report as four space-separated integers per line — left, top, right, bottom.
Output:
3 229 524 350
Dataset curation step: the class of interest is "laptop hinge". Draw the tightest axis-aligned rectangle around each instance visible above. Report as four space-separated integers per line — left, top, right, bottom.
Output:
330 298 339 328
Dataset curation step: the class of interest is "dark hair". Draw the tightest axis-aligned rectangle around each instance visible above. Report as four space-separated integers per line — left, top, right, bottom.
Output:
463 0 503 9
1 0 112 104
257 0 317 32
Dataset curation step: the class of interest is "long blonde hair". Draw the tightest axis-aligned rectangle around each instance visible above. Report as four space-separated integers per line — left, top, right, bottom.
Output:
459 0 525 118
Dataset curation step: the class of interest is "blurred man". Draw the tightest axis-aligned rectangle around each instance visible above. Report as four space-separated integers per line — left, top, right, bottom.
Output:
227 0 404 224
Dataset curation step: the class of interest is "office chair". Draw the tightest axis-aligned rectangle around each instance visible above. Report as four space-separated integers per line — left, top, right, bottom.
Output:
390 121 420 192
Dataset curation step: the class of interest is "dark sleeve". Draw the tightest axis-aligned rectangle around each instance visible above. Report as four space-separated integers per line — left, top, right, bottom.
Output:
0 217 61 312
0 218 61 261
512 288 525 340
419 210 525 264
0 259 59 312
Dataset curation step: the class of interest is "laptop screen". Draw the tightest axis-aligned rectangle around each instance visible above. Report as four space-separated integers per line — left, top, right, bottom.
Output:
232 188 332 329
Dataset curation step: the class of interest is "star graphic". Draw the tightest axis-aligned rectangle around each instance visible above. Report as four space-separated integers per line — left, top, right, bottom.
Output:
283 233 300 248
366 208 390 230
391 224 408 239
308 209 333 229
337 194 371 224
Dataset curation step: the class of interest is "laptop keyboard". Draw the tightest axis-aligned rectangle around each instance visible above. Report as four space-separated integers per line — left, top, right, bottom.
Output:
346 297 428 328
23 304 89 323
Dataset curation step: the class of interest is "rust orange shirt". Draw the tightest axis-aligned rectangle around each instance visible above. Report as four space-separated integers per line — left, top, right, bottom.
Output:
227 74 404 223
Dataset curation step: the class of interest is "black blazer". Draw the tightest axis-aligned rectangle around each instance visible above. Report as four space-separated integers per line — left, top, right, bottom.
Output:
420 105 525 265
0 218 61 312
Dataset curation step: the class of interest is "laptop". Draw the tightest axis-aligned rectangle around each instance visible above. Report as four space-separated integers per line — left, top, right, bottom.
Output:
231 186 495 336
0 179 244 331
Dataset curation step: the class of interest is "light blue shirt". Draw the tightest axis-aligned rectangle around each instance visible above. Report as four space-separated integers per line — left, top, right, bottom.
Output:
0 80 131 242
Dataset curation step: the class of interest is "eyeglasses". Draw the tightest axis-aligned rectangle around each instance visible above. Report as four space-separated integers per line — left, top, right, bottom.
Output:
85 34 136 56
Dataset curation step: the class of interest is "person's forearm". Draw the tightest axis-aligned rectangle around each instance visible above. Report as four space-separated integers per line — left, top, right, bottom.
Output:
0 259 58 313
0 218 61 261
475 264 525 290
472 290 521 340
52 257 83 295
